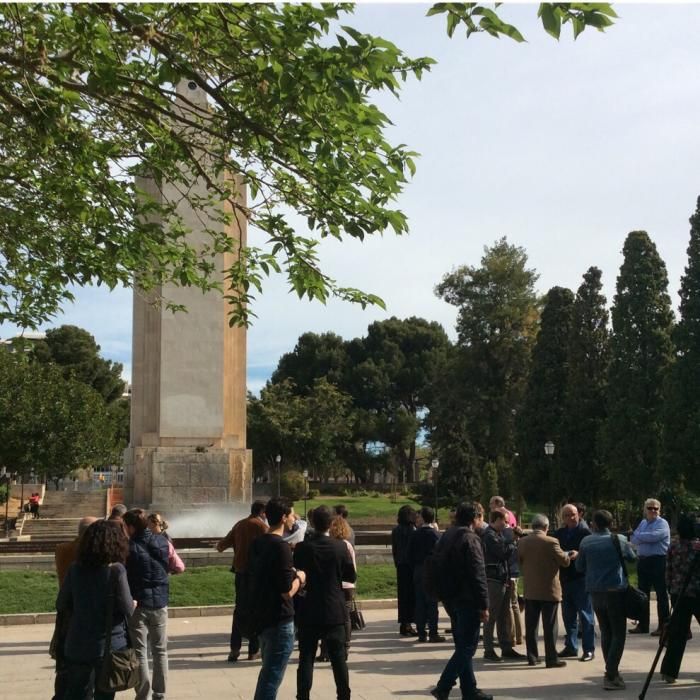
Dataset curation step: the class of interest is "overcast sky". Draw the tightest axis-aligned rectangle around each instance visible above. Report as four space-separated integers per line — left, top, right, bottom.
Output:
3 3 700 394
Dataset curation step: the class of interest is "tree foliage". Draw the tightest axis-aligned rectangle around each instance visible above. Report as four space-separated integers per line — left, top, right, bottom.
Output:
664 198 700 491
0 3 616 328
604 231 674 501
560 267 610 504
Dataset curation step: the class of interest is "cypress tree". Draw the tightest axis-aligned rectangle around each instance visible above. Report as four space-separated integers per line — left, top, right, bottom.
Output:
560 267 610 505
605 231 674 502
664 198 700 492
517 286 575 514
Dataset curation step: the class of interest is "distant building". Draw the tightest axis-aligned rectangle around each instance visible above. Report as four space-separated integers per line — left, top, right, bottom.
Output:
0 332 46 352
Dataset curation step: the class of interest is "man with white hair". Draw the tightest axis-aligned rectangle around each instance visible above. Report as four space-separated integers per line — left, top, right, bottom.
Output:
517 514 571 668
630 497 670 635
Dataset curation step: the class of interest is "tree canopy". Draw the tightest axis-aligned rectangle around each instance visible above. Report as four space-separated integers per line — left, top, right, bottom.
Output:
0 3 616 328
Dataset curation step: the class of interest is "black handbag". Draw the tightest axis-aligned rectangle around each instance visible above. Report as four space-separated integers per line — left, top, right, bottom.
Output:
349 596 366 631
611 534 648 621
96 566 139 693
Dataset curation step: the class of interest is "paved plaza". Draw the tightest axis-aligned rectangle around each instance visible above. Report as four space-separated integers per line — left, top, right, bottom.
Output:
2 608 699 699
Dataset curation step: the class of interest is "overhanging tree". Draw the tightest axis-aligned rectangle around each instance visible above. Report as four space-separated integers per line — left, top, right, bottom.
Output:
0 3 616 328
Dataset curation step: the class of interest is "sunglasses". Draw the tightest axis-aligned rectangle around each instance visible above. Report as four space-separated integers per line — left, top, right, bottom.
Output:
646 507 659 511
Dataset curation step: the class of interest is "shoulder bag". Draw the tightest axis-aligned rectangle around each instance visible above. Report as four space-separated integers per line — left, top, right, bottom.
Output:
96 565 139 693
611 534 648 621
349 595 366 631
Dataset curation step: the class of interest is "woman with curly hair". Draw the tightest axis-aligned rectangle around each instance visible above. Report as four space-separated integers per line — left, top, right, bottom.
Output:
329 515 358 658
392 504 417 636
56 519 134 700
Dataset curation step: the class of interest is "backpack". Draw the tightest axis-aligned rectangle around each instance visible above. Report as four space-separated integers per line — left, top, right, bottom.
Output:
423 526 469 603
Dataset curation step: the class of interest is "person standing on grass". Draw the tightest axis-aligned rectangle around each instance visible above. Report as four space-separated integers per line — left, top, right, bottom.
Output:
430 503 492 700
123 508 170 700
217 500 268 663
249 497 306 700
576 509 636 692
391 504 417 637
408 506 445 643
294 506 356 700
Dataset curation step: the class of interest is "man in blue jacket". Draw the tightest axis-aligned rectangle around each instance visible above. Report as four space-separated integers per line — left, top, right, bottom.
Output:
124 508 170 700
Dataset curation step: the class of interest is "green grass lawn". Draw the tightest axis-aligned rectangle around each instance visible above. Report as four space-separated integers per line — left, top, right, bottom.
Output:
0 564 399 615
300 495 451 523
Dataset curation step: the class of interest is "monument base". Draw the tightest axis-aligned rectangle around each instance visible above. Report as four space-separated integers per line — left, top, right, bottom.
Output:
123 445 252 509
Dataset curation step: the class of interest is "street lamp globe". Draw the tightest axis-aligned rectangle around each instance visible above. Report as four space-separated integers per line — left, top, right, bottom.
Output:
431 458 439 470
544 441 555 456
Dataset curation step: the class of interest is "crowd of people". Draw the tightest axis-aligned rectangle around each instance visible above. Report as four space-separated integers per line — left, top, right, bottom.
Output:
49 493 700 700
52 504 185 700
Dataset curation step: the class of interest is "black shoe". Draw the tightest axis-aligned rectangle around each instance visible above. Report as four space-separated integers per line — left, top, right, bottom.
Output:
483 651 503 663
316 654 329 662
580 651 594 662
628 626 648 634
417 635 428 643
400 624 419 637
227 651 240 663
247 650 261 661
464 690 493 700
557 647 578 658
527 655 541 666
546 660 567 668
501 648 525 659
430 687 450 700
429 634 447 643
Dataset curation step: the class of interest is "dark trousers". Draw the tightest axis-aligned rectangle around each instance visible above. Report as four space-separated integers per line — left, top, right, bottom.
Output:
436 604 481 696
524 600 559 665
592 591 627 680
484 580 514 654
413 566 438 637
297 624 350 700
64 658 114 700
660 595 700 679
231 572 259 654
396 564 415 625
637 555 670 631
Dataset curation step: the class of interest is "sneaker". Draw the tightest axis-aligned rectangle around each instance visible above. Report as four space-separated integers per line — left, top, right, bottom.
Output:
603 675 626 691
557 647 578 658
429 634 447 643
580 652 595 662
501 648 525 659
483 650 503 663
227 651 240 663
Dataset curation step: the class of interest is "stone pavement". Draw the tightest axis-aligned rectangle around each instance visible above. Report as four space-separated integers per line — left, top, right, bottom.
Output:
2 608 699 699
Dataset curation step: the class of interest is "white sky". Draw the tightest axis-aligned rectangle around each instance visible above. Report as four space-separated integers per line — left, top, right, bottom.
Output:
2 3 700 394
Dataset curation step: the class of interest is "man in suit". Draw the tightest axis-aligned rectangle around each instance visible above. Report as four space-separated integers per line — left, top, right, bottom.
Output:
293 504 356 700
517 514 572 668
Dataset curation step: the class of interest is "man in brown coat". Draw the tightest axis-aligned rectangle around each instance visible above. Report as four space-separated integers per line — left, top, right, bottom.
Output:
517 514 572 669
217 500 268 662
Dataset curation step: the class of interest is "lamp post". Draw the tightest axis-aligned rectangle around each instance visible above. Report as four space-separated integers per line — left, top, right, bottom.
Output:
1 467 9 533
544 441 555 525
431 458 439 524
275 454 282 497
302 469 309 518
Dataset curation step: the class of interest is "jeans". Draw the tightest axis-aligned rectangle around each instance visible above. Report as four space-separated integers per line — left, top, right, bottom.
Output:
637 555 670 631
63 657 114 700
254 620 295 700
524 600 559 665
436 605 481 696
483 580 513 653
297 623 350 700
592 591 627 680
561 578 595 653
130 606 168 700
231 572 259 655
414 566 438 637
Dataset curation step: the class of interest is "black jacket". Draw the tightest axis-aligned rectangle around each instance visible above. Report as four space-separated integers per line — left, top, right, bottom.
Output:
437 525 489 611
407 526 440 568
554 522 591 583
126 529 169 610
482 526 516 583
391 524 415 567
293 534 356 627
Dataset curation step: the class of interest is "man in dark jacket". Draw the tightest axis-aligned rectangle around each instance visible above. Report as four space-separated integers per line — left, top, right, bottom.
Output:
481 510 523 662
408 506 445 643
293 505 356 700
124 508 170 700
431 503 492 700
554 503 594 661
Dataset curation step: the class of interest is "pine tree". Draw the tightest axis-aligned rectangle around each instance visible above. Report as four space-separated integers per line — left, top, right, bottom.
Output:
605 231 674 502
517 286 575 515
560 267 610 505
664 198 700 492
